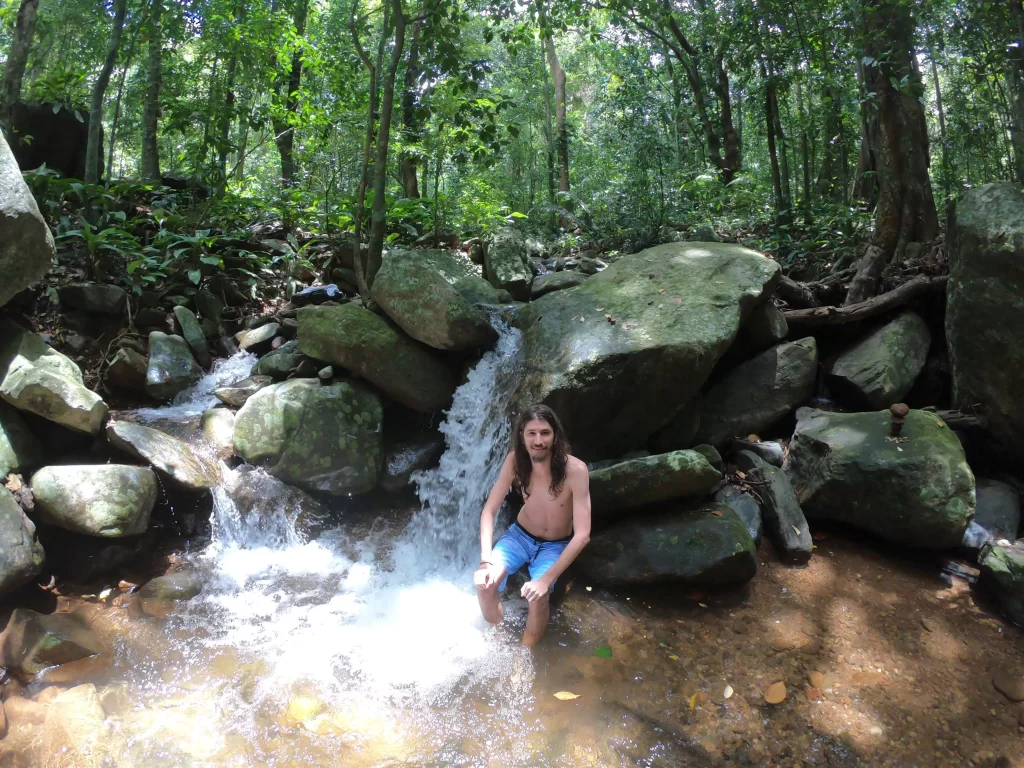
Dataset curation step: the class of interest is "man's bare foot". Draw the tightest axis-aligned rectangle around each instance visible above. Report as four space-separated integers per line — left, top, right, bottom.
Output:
520 629 541 647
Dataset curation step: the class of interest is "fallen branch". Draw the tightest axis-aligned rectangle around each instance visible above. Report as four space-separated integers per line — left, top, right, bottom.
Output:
775 275 820 308
922 407 988 431
784 275 948 329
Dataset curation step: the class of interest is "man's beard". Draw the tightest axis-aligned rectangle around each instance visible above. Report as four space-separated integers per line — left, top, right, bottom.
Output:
529 447 549 463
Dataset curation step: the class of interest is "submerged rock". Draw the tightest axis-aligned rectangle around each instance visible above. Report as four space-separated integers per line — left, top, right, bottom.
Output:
138 571 204 617
0 486 45 598
577 501 757 586
0 609 106 676
106 420 222 489
946 182 1024 463
200 408 236 461
826 311 930 409
233 377 383 495
145 332 202 401
372 249 497 351
30 464 157 537
962 479 1021 554
589 450 722 524
785 408 975 548
517 242 779 459
40 684 112 766
696 338 818 448
297 303 456 413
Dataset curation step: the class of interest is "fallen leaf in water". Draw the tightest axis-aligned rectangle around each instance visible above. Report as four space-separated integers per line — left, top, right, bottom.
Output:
658 288 665 293
711 510 723 517
699 602 708 608
594 646 613 659
765 682 787 704
724 685 734 699
896 447 903 452
669 654 679 660
554 691 580 701
689 692 698 711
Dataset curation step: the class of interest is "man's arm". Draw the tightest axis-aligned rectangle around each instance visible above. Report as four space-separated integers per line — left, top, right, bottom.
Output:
479 453 514 564
530 460 591 594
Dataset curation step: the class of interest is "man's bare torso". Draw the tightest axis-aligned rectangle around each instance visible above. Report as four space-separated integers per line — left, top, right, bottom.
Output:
515 455 584 540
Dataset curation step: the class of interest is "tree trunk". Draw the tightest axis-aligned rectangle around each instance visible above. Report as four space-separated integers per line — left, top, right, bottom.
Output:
106 22 139 186
929 53 950 195
541 40 556 216
714 46 741 182
365 0 406 290
273 0 308 185
216 3 244 196
544 33 569 203
795 78 812 223
1008 0 1024 183
860 0 938 263
0 0 40 124
851 58 879 208
141 0 163 182
84 0 127 186
764 71 784 215
399 18 422 199
816 83 846 202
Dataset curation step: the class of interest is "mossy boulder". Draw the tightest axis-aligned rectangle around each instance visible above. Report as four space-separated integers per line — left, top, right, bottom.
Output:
785 408 975 548
30 464 157 537
978 540 1024 625
297 304 455 412
250 340 310 380
577 501 757 586
452 275 514 305
695 338 818 448
589 449 722 524
946 182 1024 462
826 311 930 409
0 401 43 477
233 377 383 495
145 332 202 401
485 228 533 300
517 242 780 458
371 249 497 350
0 486 44 598
531 271 586 299
172 305 212 369
0 320 107 435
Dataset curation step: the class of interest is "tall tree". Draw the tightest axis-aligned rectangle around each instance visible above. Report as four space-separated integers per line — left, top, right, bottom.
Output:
846 0 938 305
85 0 129 186
400 16 424 198
273 0 309 184
0 0 40 123
141 0 163 182
543 30 569 202
1008 0 1024 182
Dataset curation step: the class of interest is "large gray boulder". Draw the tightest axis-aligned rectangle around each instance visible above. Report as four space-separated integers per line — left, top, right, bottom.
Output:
30 464 157 537
233 378 383 495
531 271 586 299
695 337 818 448
589 450 722 524
946 182 1024 463
106 420 221 490
0 609 106 676
485 228 533 300
0 486 44 597
576 501 757 586
649 396 702 454
826 311 930 409
785 408 975 548
388 248 476 284
250 340 309 380
0 401 44 477
145 332 202 401
0 321 107 435
103 347 148 392
200 407 235 461
978 539 1024 625
517 243 779 459
371 250 497 351
0 132 56 308
725 300 788 362
297 304 455 413
452 275 514 306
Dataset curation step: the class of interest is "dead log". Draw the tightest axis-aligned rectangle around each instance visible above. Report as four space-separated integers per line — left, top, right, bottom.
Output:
775 275 820 308
784 274 947 330
922 408 987 431
844 244 887 305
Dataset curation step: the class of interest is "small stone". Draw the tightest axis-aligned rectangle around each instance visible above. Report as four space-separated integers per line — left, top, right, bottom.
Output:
992 672 1024 702
765 682 786 704
807 687 822 701
809 671 825 688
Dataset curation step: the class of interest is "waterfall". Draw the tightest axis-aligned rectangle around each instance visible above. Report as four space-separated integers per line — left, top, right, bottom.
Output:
397 311 524 574
130 350 257 423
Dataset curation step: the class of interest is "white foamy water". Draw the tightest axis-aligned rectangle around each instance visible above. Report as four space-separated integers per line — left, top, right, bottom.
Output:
130 350 256 422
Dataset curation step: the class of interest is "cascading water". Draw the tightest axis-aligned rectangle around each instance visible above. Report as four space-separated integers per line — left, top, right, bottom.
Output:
130 350 257 423
107 310 542 766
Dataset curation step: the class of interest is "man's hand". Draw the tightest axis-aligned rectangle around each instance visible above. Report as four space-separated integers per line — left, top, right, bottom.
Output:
520 579 549 602
474 563 498 590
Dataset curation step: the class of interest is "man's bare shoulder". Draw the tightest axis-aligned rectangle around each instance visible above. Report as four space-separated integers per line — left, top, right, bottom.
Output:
566 455 589 479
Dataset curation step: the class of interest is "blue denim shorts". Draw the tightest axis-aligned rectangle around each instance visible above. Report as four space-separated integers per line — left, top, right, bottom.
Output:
492 521 571 593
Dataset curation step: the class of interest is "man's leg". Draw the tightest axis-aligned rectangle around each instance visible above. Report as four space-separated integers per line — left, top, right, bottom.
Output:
476 563 507 625
521 591 550 646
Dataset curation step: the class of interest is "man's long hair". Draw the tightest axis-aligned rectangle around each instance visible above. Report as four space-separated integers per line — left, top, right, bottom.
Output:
512 404 570 499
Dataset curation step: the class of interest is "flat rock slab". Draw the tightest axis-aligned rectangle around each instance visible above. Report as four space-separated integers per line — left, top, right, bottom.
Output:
106 420 222 489
0 609 106 676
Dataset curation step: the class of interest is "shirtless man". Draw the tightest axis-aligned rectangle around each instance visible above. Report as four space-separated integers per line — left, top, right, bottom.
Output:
474 404 591 646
